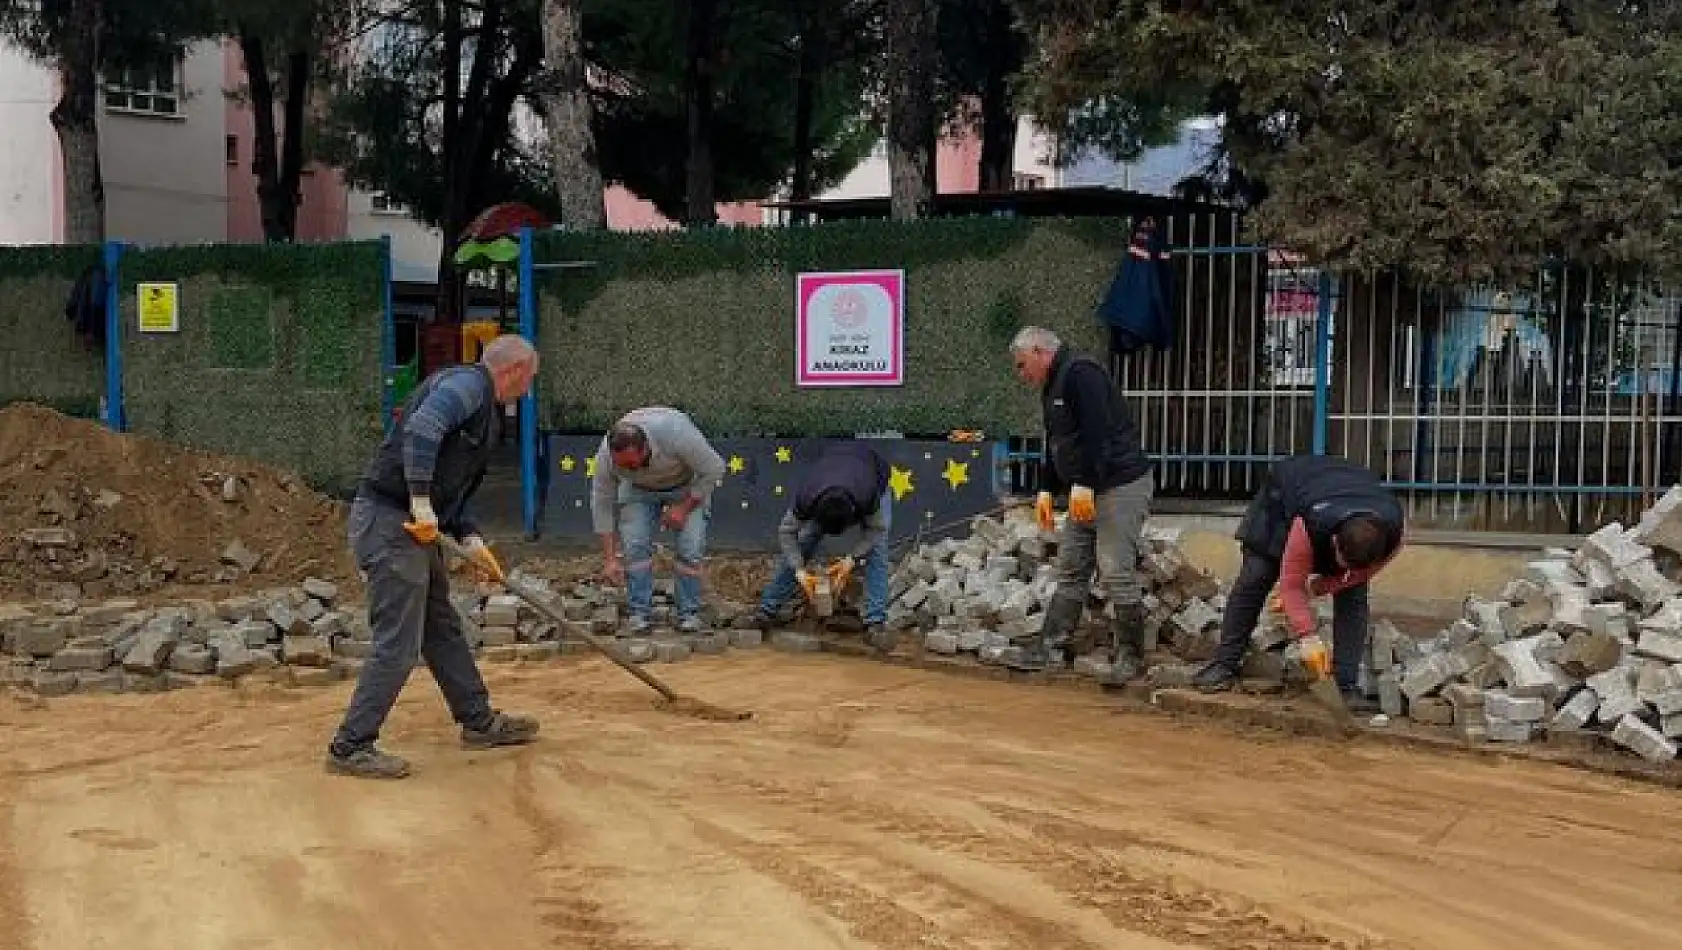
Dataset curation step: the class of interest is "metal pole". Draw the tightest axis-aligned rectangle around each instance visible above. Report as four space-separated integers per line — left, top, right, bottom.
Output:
1312 269 1334 455
101 240 125 432
518 226 540 540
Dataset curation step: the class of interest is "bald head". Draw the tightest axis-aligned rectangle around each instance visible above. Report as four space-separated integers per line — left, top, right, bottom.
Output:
479 334 540 401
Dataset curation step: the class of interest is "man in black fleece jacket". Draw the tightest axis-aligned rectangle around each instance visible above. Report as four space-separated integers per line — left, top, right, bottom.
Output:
1009 326 1155 679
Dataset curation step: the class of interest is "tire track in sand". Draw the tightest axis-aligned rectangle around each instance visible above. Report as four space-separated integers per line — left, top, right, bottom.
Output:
711 773 1379 950
508 756 676 950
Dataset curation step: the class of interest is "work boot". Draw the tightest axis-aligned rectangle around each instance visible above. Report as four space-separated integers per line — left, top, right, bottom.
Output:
325 745 411 780
1006 638 1053 672
1341 689 1380 715
677 615 706 634
1107 603 1147 683
864 622 897 654
461 710 540 750
1192 660 1239 693
623 615 651 636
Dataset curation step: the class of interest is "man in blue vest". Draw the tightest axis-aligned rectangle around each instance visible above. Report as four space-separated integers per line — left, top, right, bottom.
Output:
749 442 896 651
1008 326 1155 678
1192 455 1406 708
325 335 543 780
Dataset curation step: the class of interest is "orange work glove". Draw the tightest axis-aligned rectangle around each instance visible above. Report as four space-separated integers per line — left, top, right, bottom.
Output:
464 536 505 583
1034 491 1056 533
827 556 855 592
404 497 440 544
1297 633 1332 680
1069 485 1097 522
797 569 819 601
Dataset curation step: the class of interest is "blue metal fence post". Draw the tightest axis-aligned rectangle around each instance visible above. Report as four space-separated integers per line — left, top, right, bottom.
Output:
379 235 397 435
518 226 540 539
1311 269 1335 455
101 240 125 432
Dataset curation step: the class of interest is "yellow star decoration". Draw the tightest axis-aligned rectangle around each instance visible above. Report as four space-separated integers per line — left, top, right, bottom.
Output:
941 458 970 490
585 456 597 478
559 455 576 473
888 466 915 500
727 455 746 474
774 446 793 463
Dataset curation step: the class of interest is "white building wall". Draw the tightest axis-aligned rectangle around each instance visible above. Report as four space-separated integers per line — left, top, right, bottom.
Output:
0 48 62 244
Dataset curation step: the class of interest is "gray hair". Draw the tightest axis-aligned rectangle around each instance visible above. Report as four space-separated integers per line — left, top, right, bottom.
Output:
1009 326 1061 354
480 334 538 369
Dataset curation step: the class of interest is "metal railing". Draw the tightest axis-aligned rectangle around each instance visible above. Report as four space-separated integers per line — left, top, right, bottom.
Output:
1082 213 1682 534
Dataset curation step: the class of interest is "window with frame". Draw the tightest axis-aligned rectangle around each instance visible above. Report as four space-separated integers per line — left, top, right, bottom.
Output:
104 56 182 117
369 192 404 214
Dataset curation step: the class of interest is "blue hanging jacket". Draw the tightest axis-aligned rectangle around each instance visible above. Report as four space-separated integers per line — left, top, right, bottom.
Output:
1095 217 1175 354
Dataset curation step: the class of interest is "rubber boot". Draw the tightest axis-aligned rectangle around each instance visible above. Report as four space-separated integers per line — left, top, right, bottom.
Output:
1107 603 1146 683
1007 590 1084 672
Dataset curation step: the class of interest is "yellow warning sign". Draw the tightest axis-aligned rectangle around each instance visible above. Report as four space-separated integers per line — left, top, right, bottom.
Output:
137 282 179 333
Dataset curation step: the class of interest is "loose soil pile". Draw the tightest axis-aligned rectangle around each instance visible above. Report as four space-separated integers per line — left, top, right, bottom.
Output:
0 403 356 601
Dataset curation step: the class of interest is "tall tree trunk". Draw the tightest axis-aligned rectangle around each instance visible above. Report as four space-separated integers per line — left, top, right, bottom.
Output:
885 0 937 220
241 35 308 242
681 0 718 227
539 0 606 230
50 0 105 244
976 0 1024 193
278 48 309 237
789 0 817 223
978 72 1016 192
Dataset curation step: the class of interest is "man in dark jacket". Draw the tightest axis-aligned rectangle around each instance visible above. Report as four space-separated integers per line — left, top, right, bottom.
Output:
1008 326 1155 678
325 335 543 779
749 442 895 651
1192 454 1405 707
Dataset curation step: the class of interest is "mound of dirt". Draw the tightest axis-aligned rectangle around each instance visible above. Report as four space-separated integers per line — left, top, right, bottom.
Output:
0 403 356 601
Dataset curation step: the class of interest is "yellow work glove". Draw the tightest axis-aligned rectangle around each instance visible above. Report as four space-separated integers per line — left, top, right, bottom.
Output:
827 555 855 592
797 569 819 601
404 497 440 544
1266 590 1284 616
1069 485 1097 522
1297 633 1332 680
463 535 505 583
1035 491 1056 533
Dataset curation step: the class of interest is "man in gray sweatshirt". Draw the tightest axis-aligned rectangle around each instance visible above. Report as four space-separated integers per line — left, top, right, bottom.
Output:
591 407 727 632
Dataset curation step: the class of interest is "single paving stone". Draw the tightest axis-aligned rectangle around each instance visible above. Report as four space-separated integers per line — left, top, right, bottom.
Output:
48 647 113 672
282 636 332 668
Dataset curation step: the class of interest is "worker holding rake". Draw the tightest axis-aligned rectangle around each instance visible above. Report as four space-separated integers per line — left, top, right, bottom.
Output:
324 335 543 780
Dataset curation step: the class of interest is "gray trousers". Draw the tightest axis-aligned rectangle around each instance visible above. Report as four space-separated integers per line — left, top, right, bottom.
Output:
1046 474 1154 628
329 497 494 755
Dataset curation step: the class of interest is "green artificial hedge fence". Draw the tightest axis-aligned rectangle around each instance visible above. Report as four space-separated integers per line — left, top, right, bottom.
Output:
118 241 387 492
0 245 105 419
533 216 1126 438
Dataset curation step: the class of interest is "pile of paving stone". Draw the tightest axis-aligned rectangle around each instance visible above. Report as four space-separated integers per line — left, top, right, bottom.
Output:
1305 488 1682 764
881 511 1228 675
0 578 368 696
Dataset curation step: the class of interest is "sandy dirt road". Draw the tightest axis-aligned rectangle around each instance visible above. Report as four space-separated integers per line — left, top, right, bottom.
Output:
2 652 1678 950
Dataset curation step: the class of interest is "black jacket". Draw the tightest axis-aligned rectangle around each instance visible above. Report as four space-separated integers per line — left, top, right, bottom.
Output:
1235 454 1405 567
1040 344 1151 494
358 364 499 537
792 442 892 522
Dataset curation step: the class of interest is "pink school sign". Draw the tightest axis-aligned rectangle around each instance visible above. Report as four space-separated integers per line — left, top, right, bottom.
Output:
795 269 905 387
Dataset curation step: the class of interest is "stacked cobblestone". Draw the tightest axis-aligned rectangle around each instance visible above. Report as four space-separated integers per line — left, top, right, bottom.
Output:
1346 489 1682 763
881 512 1227 676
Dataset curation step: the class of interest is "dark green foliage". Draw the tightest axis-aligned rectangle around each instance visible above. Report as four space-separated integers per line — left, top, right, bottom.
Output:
0 246 105 418
1014 1 1682 284
533 216 1121 438
117 242 386 491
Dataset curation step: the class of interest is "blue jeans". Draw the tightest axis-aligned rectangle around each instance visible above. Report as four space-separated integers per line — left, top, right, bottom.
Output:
619 485 711 621
757 493 892 624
